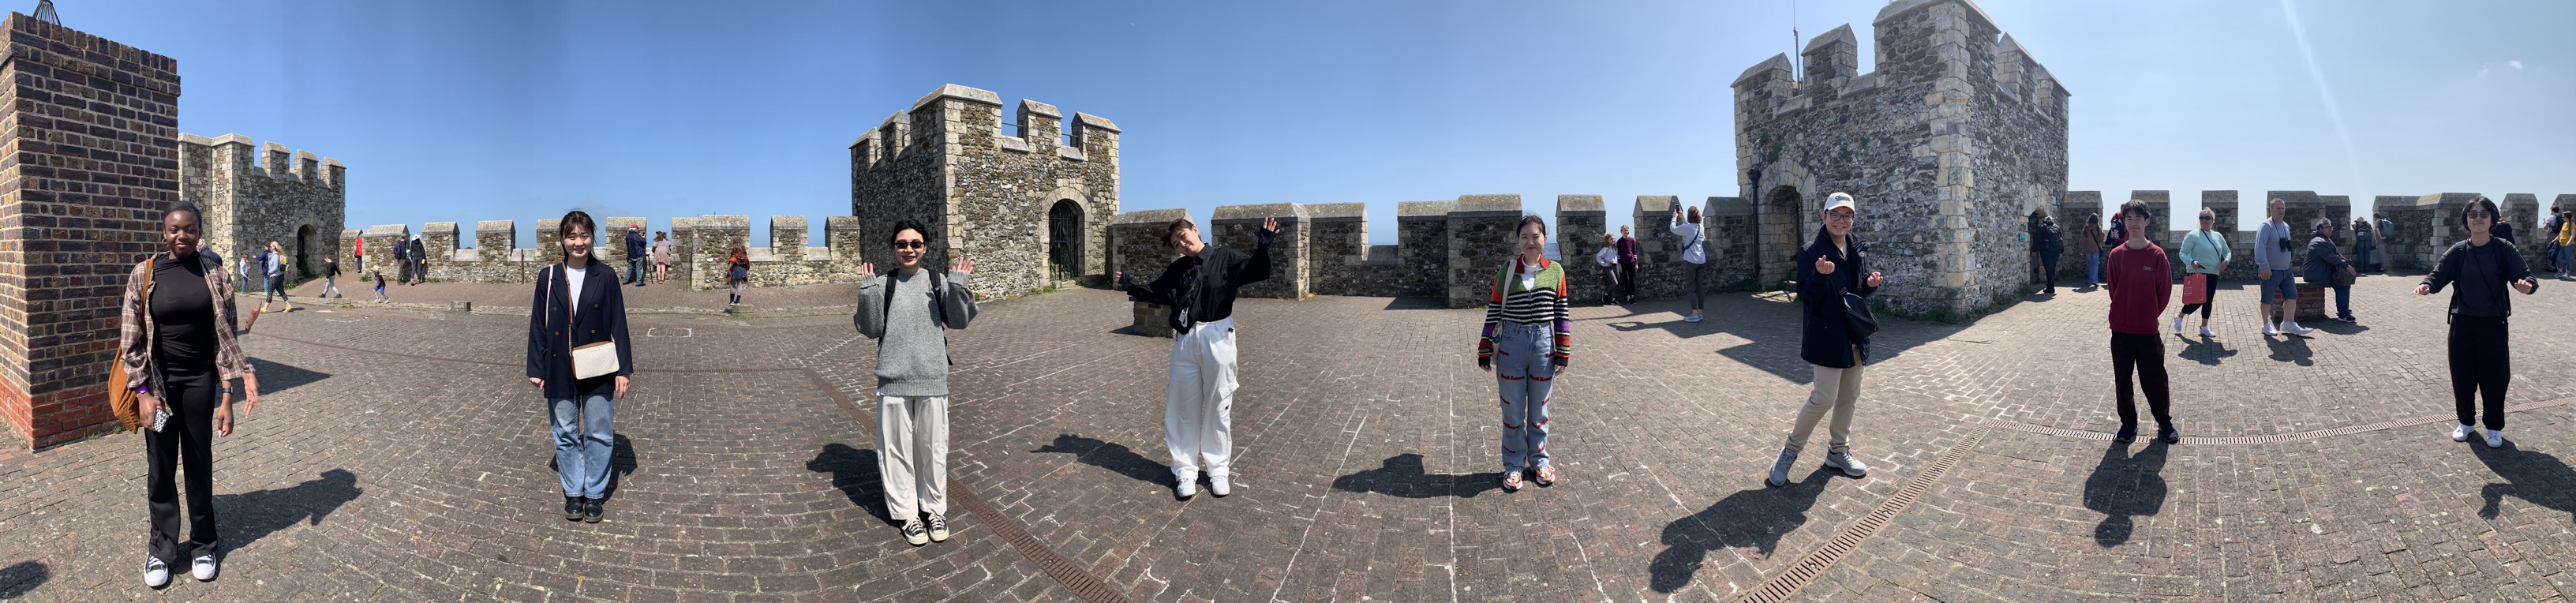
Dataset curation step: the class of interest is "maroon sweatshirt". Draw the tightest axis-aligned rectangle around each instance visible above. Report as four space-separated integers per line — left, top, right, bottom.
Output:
2105 242 2173 335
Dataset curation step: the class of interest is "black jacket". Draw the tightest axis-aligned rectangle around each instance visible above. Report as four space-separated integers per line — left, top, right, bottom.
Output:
1797 227 1879 369
2422 238 2535 320
2031 216 2063 256
525 261 636 399
1121 230 1275 333
2304 233 2350 285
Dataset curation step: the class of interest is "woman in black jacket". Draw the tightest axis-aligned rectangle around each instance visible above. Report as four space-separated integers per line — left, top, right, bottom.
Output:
1765 192 1883 488
2414 196 2537 449
2304 218 2357 324
525 210 635 522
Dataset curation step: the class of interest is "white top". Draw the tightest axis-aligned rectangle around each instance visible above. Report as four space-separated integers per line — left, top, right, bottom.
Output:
1669 221 1706 264
564 263 589 320
1594 245 1618 268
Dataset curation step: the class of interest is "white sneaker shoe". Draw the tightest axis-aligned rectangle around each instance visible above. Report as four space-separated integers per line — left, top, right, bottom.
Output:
143 557 170 588
1210 475 1231 496
2172 315 2184 333
1822 451 1870 478
2453 424 2475 442
2199 325 2216 338
2283 322 2314 335
926 513 949 542
2487 429 2506 449
190 555 218 582
2263 323 2278 336
1174 473 1198 499
1684 314 1703 323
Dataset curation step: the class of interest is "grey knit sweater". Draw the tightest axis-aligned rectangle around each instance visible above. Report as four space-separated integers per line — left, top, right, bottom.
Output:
853 268 977 396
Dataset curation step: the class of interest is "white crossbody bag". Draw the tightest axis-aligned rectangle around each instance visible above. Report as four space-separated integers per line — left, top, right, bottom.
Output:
560 264 621 380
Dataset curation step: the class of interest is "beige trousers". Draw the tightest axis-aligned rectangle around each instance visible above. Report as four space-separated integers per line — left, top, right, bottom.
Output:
1785 354 1865 454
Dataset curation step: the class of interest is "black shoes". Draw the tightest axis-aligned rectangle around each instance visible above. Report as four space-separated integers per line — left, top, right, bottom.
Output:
564 496 583 521
582 497 605 523
2113 424 2138 443
2158 425 2181 444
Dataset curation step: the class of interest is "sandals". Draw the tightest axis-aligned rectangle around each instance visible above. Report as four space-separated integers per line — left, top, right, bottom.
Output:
1533 466 1556 486
1502 470 1523 492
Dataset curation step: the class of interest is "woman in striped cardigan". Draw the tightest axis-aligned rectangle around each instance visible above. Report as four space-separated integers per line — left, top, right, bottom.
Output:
1478 215 1572 492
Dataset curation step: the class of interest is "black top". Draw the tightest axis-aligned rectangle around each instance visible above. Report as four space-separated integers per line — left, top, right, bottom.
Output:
1798 227 1879 369
524 262 636 399
1121 230 1275 333
324 259 340 277
151 253 218 379
2421 238 2535 319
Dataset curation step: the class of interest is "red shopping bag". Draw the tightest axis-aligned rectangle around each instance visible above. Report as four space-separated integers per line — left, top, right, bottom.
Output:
2181 273 2209 305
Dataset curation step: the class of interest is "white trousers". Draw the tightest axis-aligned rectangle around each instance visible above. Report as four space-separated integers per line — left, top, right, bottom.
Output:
1166 316 1238 479
876 394 949 519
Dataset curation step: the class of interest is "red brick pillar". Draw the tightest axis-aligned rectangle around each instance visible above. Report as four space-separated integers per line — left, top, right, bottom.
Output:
0 15 182 449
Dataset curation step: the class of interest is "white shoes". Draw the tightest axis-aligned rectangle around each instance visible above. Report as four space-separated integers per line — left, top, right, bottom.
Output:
190 555 218 582
1684 314 1703 323
143 557 170 588
2263 323 2278 336
2282 322 2314 335
2199 325 2216 338
2488 429 2506 449
1175 472 1199 499
2453 424 2475 442
1210 475 1232 496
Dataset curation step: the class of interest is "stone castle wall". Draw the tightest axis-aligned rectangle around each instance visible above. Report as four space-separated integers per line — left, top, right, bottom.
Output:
336 215 868 290
2050 190 2570 279
180 134 345 280
852 84 1120 302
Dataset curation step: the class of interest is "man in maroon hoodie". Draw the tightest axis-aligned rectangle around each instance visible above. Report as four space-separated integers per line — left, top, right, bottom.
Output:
2105 199 2177 444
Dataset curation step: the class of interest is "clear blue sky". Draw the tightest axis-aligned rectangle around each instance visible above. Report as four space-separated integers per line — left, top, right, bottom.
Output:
69 0 2576 245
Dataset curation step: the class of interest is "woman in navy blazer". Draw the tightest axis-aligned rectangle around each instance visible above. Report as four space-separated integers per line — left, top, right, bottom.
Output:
524 210 635 523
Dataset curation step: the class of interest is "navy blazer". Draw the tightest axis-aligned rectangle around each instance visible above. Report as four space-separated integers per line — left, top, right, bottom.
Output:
525 261 635 399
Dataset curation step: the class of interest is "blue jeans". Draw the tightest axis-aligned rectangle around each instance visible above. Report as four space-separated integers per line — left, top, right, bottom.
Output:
2260 269 2297 305
1494 322 1556 472
2086 252 2103 283
549 393 616 498
626 257 645 284
2557 246 2573 275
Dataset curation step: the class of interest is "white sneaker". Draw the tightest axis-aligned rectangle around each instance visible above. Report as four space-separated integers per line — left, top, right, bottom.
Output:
1210 475 1231 496
2487 429 2506 449
926 513 949 542
2453 424 2475 442
2283 322 2314 335
1822 451 1870 478
2263 323 2278 336
1175 480 1198 499
2198 325 2216 338
1684 314 1703 323
143 557 170 588
2171 315 2184 333
899 519 930 546
190 555 218 582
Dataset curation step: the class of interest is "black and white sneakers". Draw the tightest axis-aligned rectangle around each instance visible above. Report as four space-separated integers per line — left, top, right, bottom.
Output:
191 555 219 582
927 514 949 543
143 556 170 588
900 519 930 546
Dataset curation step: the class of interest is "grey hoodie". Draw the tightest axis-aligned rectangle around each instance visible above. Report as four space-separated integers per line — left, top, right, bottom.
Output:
854 268 978 396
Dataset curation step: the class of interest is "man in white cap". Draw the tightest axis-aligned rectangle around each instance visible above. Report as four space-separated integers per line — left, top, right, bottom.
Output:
1767 191 1885 487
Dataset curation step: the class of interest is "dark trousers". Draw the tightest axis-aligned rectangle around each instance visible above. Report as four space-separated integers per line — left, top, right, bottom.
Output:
2177 275 2216 320
145 372 221 563
2448 316 2510 430
1600 264 1619 305
1618 261 1638 302
2039 252 2060 291
2109 332 2173 426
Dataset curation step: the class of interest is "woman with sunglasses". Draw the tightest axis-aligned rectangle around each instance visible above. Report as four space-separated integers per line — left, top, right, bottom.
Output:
2414 196 2538 448
854 219 979 545
2174 208 2230 337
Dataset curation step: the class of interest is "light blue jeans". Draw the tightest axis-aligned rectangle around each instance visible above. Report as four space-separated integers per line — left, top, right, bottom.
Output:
2086 252 2103 283
1494 322 1556 473
549 393 616 498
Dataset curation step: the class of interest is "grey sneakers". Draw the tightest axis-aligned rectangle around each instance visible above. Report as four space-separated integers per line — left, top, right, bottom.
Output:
1823 451 1870 478
2454 424 2475 442
927 513 949 543
1765 449 1797 487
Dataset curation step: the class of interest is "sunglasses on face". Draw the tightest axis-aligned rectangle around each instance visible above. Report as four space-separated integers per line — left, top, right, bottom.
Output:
2466 212 2497 220
893 240 927 249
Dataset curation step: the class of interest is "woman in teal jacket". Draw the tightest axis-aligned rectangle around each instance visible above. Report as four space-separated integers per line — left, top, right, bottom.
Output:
2173 208 2230 337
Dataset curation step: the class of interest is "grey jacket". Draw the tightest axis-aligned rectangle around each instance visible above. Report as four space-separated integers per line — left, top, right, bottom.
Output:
853 268 978 396
2304 233 2350 285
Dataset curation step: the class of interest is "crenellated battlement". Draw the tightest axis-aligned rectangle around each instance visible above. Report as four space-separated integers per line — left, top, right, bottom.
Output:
852 84 1122 301
177 133 347 286
1733 0 2066 125
179 133 345 189
340 215 869 290
2052 189 2576 282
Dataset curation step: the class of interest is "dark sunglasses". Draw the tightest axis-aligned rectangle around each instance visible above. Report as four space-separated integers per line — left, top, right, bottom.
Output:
893 240 927 249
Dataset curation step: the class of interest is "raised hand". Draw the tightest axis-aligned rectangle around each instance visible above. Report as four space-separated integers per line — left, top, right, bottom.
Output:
1260 217 1280 235
953 257 975 275
1866 271 1885 287
1814 254 1837 275
859 262 874 278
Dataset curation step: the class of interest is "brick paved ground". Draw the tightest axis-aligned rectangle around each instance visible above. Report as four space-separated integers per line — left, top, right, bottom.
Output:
3 271 2574 601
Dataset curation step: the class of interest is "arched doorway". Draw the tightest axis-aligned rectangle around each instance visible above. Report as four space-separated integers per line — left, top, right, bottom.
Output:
295 225 315 279
1046 200 1083 283
1760 185 1806 287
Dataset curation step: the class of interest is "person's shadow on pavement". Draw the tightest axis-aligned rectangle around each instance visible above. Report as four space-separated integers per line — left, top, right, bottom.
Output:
1030 434 1176 490
1329 453 1503 499
2474 441 2576 521
1649 468 1835 594
805 443 891 524
2084 440 2170 547
215 469 364 555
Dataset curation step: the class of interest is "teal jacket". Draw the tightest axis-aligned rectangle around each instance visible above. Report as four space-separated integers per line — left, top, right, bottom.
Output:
2179 229 2231 275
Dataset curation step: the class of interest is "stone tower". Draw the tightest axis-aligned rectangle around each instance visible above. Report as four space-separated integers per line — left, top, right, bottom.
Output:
1733 0 2069 316
179 133 347 280
0 14 182 448
851 84 1121 299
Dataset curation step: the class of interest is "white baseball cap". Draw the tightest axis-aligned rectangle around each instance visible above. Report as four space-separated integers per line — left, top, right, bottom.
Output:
1823 192 1856 213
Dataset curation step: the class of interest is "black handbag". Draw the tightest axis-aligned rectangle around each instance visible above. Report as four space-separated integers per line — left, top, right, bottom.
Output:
1840 291 1878 339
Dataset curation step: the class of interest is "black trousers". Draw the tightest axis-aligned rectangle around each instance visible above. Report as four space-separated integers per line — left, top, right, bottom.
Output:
1600 264 1619 305
2039 252 2060 291
1619 261 1638 302
2448 316 2510 430
145 372 221 563
2110 332 2173 426
2178 275 2216 319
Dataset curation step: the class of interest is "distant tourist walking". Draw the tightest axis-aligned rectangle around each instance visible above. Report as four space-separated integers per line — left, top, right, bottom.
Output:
2254 197 2312 336
1670 204 1708 322
2351 216 2377 276
407 237 426 285
1616 226 1640 304
261 242 290 313
2174 209 2229 337
235 255 255 295
2414 196 2537 448
1480 215 1573 492
121 203 256 588
652 231 673 285
391 237 410 285
853 219 980 545
320 257 342 298
725 244 751 309
2553 211 2574 280
524 210 635 523
1765 192 1881 488
2030 207 2064 294
1593 233 1619 305
352 235 365 272
2077 212 2106 287
2106 200 2177 444
371 269 391 304
1117 215 1277 499
623 223 648 287
2306 218 2357 324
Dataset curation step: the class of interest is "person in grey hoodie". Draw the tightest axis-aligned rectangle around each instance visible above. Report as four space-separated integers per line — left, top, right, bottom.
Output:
852 219 979 546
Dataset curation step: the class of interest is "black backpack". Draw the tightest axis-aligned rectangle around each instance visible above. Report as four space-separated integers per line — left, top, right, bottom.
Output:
880 272 954 366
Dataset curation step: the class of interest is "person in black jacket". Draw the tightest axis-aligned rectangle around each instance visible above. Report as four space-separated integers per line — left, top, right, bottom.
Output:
2415 196 2537 449
1765 192 1883 488
2304 218 2357 324
524 210 635 522
2031 208 2064 294
1117 216 1277 499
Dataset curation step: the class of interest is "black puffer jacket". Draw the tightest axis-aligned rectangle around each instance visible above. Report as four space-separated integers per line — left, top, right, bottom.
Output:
1798 227 1879 369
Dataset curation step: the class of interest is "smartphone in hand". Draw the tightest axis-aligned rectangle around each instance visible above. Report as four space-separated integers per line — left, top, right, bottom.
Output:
149 406 171 433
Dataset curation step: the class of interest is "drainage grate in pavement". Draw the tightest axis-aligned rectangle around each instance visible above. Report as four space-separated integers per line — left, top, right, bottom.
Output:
1740 422 1994 603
